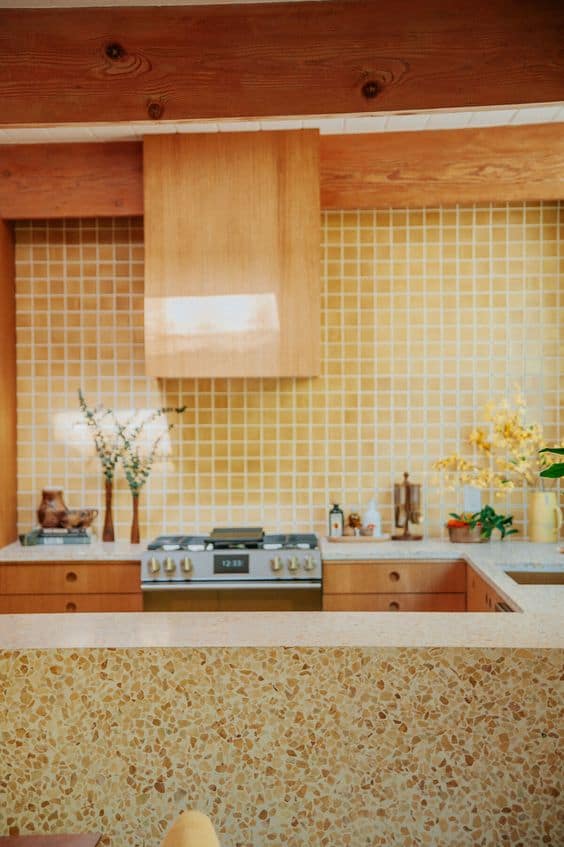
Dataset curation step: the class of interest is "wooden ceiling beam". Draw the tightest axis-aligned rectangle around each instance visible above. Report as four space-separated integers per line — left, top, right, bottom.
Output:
0 0 563 126
1 123 563 218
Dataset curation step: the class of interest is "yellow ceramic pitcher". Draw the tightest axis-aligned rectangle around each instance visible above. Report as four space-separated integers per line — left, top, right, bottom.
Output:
528 492 563 542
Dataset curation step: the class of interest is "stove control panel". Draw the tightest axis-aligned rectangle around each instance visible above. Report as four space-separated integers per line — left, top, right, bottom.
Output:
141 545 322 585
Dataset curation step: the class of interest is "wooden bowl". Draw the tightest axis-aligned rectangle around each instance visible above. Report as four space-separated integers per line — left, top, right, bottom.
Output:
61 508 99 529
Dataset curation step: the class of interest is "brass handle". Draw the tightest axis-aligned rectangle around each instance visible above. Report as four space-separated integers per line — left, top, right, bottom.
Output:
389 601 400 611
389 571 400 582
65 602 77 612
65 571 78 583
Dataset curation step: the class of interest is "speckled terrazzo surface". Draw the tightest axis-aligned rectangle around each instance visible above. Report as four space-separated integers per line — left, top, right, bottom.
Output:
1 647 562 846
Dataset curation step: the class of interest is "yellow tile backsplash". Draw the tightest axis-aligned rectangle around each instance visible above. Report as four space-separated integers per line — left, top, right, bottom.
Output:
15 205 562 540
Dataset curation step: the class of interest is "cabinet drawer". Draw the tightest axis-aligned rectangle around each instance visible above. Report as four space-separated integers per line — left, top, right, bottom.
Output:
323 560 466 595
323 593 466 612
0 562 140 595
0 593 143 613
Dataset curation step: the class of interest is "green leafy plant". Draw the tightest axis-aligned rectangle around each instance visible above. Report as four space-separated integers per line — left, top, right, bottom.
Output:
448 505 518 540
539 447 564 479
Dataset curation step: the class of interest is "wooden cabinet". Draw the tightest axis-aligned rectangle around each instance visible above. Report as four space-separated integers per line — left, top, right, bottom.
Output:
322 559 467 611
0 561 142 613
466 566 515 612
143 131 320 378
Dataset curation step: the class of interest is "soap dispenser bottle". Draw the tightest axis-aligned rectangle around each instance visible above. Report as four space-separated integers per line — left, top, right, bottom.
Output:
362 496 382 537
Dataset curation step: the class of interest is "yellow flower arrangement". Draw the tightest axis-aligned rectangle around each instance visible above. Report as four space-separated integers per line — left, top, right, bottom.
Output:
433 393 562 494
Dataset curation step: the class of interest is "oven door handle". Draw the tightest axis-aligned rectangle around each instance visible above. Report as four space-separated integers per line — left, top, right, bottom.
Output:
141 580 321 591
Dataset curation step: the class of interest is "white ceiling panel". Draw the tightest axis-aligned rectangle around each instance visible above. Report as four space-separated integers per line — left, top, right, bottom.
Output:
0 105 561 144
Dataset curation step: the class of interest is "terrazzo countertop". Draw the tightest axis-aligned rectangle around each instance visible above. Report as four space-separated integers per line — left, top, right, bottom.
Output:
0 539 562 649
0 540 143 562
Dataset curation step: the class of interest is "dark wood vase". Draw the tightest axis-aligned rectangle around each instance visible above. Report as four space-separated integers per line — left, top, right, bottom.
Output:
102 478 115 542
130 493 140 544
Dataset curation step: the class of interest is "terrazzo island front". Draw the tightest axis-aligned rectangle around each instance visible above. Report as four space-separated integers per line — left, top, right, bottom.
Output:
1 541 563 846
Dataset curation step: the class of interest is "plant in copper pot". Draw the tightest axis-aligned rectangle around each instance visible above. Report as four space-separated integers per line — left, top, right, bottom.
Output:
447 505 517 542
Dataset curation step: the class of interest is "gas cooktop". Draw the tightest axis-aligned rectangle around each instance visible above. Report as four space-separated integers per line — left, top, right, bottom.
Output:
147 527 319 552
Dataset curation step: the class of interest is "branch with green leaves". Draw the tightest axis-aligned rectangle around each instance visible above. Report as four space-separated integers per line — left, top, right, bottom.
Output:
78 389 122 482
539 447 564 479
113 405 186 497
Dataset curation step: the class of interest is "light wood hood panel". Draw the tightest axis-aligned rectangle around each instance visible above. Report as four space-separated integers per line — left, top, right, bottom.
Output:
143 131 320 378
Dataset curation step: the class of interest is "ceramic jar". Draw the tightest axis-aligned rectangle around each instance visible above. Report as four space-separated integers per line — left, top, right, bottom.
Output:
37 488 68 528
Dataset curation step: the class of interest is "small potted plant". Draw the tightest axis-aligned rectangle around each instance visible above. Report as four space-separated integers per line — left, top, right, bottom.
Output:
446 505 518 543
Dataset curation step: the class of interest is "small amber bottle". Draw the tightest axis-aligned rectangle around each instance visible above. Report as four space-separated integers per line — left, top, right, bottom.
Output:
328 503 344 537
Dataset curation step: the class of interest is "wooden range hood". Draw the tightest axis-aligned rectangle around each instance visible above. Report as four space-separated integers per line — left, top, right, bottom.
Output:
143 130 320 379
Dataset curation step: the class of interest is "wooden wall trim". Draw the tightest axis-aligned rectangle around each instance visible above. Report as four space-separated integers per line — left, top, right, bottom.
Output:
0 142 143 219
320 123 564 208
0 219 17 547
0 0 563 125
1 123 563 218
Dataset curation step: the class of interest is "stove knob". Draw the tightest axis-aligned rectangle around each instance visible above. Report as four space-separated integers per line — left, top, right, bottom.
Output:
271 556 283 573
164 557 176 574
304 555 316 572
288 556 300 574
182 557 193 575
149 557 160 575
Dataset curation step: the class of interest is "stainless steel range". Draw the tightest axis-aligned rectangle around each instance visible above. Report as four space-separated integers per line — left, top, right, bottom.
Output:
141 527 322 611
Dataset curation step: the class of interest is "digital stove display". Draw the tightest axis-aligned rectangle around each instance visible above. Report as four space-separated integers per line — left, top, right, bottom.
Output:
214 553 250 574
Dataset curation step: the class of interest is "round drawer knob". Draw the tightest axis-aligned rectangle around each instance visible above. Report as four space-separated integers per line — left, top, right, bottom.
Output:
389 601 400 611
388 571 400 582
65 602 77 612
65 571 78 583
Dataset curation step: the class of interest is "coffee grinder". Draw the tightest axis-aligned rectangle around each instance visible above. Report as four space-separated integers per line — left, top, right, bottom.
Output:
392 471 423 541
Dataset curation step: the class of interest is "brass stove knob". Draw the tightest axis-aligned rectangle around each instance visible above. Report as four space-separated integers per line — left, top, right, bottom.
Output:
304 555 315 572
164 557 176 574
149 557 160 575
288 556 300 574
182 557 193 574
271 556 283 573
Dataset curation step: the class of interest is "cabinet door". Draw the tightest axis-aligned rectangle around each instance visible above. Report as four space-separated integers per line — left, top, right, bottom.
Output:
323 560 466 595
323 593 466 612
0 593 142 613
0 562 140 595
466 567 514 611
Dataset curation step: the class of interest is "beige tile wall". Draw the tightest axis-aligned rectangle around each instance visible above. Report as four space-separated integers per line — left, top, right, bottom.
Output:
14 204 562 540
